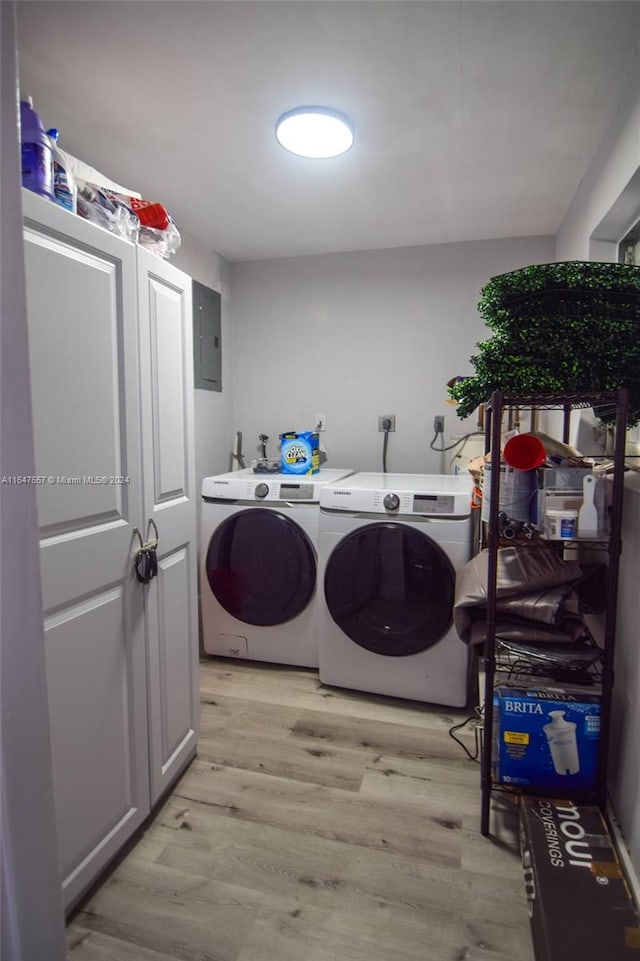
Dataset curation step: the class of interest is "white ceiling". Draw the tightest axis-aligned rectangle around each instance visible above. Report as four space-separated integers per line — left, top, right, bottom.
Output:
15 1 640 263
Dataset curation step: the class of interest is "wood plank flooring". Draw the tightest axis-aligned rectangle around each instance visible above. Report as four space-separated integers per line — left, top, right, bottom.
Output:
67 658 533 961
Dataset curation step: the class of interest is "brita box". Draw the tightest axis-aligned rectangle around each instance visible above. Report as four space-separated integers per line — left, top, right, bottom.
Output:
279 431 319 475
520 797 640 961
493 685 601 793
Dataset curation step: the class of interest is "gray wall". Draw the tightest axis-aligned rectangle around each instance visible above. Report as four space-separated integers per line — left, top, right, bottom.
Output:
555 71 640 263
171 232 233 497
171 233 232 650
555 71 640 883
229 235 554 475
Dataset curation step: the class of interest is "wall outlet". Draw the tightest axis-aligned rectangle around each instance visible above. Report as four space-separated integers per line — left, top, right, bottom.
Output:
315 412 327 431
378 414 396 432
434 414 445 434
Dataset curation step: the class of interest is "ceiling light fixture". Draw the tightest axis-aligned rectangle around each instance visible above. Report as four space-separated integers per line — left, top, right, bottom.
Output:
275 106 354 159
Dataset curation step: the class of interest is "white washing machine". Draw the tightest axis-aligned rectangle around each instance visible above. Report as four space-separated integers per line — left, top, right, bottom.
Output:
318 472 473 706
200 467 354 667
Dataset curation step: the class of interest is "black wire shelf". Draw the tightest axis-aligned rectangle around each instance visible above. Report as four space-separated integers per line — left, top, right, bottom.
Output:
485 389 626 413
479 388 627 837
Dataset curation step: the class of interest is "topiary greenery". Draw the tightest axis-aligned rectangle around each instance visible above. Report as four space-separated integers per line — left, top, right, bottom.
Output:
450 261 640 425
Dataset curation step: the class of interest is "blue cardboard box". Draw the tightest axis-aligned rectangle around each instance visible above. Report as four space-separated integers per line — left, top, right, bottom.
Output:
279 431 319 475
493 685 601 793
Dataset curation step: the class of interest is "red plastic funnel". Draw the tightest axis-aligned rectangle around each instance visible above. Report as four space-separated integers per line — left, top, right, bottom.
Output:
503 433 547 471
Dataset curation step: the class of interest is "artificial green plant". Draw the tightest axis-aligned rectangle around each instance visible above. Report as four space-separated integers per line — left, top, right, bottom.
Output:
450 261 640 425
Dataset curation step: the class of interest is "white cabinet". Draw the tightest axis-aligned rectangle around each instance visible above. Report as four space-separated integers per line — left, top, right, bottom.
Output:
22 190 199 911
136 247 199 803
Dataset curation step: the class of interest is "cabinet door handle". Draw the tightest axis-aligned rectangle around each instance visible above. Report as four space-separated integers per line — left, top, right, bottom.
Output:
133 523 159 584
146 517 159 548
135 547 155 584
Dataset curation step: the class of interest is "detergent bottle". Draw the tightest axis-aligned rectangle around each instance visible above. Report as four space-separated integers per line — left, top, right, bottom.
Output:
20 97 54 200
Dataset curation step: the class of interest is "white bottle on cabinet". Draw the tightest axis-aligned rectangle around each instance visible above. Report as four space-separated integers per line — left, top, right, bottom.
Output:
46 128 77 213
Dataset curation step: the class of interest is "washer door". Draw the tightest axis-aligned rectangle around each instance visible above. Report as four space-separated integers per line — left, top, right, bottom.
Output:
324 523 455 656
206 508 316 626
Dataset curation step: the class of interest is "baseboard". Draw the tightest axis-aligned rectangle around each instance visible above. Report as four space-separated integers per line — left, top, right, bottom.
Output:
608 801 640 912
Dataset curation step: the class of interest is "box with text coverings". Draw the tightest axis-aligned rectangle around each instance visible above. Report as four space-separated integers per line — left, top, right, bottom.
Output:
520 797 640 961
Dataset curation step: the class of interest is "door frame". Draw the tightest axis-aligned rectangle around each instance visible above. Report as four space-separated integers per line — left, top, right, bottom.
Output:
0 3 67 957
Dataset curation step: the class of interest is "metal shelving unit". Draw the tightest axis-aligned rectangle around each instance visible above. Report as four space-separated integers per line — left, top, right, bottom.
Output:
480 388 629 836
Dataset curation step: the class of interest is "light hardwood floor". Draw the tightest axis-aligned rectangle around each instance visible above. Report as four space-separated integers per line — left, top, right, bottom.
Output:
67 658 534 961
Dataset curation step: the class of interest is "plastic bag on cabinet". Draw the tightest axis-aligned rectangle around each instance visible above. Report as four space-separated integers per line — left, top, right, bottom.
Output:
76 180 140 242
137 219 181 259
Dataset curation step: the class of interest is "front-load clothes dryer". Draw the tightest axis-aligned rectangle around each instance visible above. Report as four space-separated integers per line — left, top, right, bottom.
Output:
318 472 473 706
200 467 354 667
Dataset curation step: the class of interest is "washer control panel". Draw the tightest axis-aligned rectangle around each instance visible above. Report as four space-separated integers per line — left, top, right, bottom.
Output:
412 493 455 515
202 468 355 503
204 478 317 502
278 483 314 501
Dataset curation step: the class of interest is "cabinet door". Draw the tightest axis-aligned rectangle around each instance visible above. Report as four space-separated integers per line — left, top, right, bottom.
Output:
136 248 199 804
22 191 150 911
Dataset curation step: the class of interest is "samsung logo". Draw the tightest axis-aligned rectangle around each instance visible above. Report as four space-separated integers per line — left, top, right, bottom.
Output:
334 490 352 496
214 481 230 485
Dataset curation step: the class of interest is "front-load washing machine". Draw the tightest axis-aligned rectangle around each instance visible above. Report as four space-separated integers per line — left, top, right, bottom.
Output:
318 472 473 706
201 467 354 667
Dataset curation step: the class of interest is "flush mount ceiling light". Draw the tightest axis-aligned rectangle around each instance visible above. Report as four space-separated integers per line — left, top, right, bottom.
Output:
275 107 354 159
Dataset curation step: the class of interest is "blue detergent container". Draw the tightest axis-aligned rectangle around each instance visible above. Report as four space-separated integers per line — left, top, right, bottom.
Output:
20 96 54 200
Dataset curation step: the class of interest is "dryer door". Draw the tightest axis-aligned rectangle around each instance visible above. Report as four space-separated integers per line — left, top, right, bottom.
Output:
324 522 455 656
206 508 316 626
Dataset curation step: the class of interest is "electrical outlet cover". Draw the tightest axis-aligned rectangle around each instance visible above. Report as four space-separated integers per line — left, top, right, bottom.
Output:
378 414 396 431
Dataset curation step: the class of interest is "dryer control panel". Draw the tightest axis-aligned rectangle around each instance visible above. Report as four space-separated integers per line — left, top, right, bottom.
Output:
320 472 472 517
369 490 456 514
